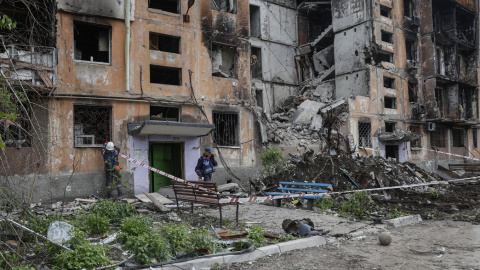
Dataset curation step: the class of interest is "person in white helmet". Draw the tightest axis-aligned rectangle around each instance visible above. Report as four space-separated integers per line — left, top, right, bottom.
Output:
102 141 123 198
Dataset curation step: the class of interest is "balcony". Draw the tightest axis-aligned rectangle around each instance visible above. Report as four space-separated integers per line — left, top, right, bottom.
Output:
0 45 56 89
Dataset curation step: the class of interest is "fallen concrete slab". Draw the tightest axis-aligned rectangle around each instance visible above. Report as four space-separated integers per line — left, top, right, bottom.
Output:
151 236 326 270
386 214 423 228
135 193 174 205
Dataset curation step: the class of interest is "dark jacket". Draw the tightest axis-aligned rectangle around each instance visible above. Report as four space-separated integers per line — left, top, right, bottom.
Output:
195 154 217 177
102 144 120 171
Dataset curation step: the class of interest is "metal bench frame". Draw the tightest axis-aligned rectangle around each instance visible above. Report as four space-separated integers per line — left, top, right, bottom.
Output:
266 181 329 210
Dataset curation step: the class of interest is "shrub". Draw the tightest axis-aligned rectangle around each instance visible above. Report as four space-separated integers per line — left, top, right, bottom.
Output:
247 226 267 247
259 147 287 176
427 188 439 198
86 214 110 234
118 216 150 239
53 243 112 270
123 232 173 264
314 197 335 212
386 208 406 219
276 234 298 243
90 199 136 223
338 192 376 218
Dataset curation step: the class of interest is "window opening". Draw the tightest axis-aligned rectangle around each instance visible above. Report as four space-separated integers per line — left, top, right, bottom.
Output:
474 129 478 148
150 65 182 85
358 122 372 147
406 39 416 61
381 31 393 43
408 82 417 102
385 122 396 132
380 5 392 18
74 106 111 147
410 125 422 148
251 47 262 79
213 112 239 146
385 145 399 161
250 5 261 38
379 52 393 63
384 77 395 89
452 129 465 147
211 0 237 14
430 127 446 147
404 0 414 17
255 89 263 108
74 21 110 64
0 104 31 148
150 106 180 121
212 43 237 78
149 0 179 14
149 33 180 54
384 97 397 109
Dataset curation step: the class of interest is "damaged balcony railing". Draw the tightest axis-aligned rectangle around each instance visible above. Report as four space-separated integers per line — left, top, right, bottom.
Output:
0 44 57 88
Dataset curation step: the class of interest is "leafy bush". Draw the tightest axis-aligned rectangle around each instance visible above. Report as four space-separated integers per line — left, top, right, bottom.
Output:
338 192 376 218
118 216 150 240
314 197 335 212
86 214 110 234
53 243 112 270
123 232 173 264
386 208 406 219
247 226 267 247
276 234 298 243
0 252 33 270
259 147 287 176
90 199 136 223
159 224 218 254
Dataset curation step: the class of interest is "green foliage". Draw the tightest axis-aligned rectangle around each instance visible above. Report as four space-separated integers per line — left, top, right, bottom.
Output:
232 241 250 251
427 188 439 198
338 192 377 218
53 243 112 270
247 226 267 247
276 234 298 243
386 208 406 219
159 224 219 254
259 147 288 176
118 216 150 239
314 197 335 212
86 214 110 234
90 199 136 223
123 232 173 264
0 15 16 30
0 251 32 270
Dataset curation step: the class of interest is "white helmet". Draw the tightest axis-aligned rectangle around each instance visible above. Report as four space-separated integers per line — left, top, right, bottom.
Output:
106 142 114 151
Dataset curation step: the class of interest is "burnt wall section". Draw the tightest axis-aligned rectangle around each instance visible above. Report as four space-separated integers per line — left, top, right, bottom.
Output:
334 23 371 76
57 0 135 20
332 0 372 32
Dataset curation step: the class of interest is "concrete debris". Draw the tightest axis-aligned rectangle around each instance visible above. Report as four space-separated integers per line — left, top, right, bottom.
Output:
291 100 325 125
386 215 423 228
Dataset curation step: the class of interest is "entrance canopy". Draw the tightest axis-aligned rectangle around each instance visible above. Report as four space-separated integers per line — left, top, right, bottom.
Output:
128 121 215 137
378 130 422 142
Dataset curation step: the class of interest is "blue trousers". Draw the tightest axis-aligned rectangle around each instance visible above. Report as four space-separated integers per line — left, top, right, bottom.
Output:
203 173 213 182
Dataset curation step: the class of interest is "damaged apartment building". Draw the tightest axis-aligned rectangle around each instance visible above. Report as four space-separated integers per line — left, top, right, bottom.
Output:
261 0 480 171
1 0 479 201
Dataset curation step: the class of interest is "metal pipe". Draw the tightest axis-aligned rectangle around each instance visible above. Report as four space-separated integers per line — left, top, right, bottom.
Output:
125 0 131 92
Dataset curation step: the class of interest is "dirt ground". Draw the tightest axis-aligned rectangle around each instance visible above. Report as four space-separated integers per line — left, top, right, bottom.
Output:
198 202 480 270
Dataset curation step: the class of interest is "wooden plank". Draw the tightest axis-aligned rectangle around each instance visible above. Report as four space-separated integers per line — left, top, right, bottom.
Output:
37 70 53 87
135 193 174 204
143 193 169 212
220 232 248 239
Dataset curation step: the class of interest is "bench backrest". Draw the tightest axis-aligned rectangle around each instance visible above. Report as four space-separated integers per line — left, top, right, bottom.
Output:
278 181 329 193
171 180 220 204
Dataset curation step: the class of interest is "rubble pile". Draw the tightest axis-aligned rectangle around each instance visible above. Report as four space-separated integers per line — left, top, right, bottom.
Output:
256 152 444 193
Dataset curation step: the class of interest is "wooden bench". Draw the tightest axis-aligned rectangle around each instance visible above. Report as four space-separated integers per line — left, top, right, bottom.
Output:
172 180 239 226
265 182 329 210
448 163 480 175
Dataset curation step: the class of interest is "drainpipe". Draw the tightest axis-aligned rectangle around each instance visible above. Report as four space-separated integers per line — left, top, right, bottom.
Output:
125 0 131 92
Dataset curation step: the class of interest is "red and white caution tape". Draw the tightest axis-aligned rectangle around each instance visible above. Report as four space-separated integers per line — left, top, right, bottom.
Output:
120 154 220 194
421 148 480 161
219 176 480 204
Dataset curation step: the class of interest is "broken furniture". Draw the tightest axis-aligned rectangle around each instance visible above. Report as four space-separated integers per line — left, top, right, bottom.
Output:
265 182 329 210
448 163 480 175
171 180 239 226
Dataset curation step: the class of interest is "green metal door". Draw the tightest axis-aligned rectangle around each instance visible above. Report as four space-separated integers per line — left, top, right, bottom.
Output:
150 143 182 192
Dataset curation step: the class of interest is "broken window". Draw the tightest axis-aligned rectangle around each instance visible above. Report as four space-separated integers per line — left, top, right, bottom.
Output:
452 129 465 147
250 5 261 38
410 126 422 148
430 127 446 147
150 106 180 121
0 104 31 148
384 97 397 109
74 106 111 147
379 52 393 63
456 8 475 44
385 122 396 132
211 0 237 14
74 21 111 64
435 87 445 117
433 1 455 38
148 0 179 14
404 0 414 17
358 122 372 147
251 47 262 79
383 77 395 89
474 129 478 148
380 5 392 18
211 43 237 78
436 47 445 75
381 31 393 44
255 89 263 108
405 39 416 61
213 112 239 146
149 33 181 54
408 82 417 103
150 65 182 85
